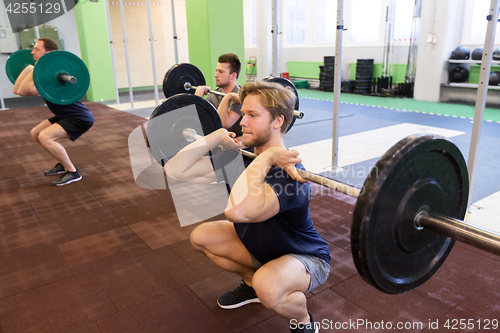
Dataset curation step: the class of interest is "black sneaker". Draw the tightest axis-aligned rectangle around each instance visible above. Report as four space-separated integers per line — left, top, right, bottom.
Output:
52 170 82 186
217 281 260 309
44 163 65 176
290 313 319 333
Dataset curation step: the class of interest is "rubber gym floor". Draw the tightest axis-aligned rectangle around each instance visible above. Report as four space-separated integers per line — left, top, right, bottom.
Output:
0 89 499 332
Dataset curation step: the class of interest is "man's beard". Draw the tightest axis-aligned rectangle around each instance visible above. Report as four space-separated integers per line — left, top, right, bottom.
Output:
217 81 228 89
241 126 272 148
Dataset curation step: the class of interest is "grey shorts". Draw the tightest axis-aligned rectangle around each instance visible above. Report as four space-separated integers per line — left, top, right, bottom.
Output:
249 253 330 293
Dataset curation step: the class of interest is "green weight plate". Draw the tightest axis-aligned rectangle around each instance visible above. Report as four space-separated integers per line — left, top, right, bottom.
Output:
263 76 299 133
33 51 90 105
162 63 206 98
5 49 35 84
351 134 469 294
147 93 222 165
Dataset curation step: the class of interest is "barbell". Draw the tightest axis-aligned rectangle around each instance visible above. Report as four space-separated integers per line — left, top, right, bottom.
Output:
161 63 303 125
6 49 90 105
146 92 500 295
180 80 304 121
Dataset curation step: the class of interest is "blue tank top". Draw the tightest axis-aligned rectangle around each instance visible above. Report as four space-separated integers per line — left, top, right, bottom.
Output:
211 150 331 265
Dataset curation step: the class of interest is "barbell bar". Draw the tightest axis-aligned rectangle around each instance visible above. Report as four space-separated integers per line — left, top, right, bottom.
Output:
182 81 304 120
182 127 359 197
58 73 77 84
183 81 226 97
148 96 500 294
6 49 90 105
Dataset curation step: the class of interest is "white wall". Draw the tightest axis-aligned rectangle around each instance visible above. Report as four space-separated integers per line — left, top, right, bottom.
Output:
414 0 466 102
0 10 81 100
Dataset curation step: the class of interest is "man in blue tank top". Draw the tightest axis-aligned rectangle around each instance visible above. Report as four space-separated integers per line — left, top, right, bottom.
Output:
13 38 93 186
165 81 329 333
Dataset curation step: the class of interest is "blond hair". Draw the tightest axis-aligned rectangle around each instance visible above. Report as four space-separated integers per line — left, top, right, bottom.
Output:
239 80 296 133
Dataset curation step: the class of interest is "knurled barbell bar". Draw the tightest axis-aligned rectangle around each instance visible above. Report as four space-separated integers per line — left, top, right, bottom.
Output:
146 93 500 295
6 49 90 105
182 81 304 121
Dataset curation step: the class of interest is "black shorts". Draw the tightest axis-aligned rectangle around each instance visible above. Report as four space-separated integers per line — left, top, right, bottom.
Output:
48 116 93 141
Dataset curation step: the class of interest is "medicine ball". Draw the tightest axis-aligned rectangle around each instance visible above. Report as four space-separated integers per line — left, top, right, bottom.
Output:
493 47 500 61
447 63 463 75
489 71 500 85
450 46 470 60
471 47 483 60
449 67 469 83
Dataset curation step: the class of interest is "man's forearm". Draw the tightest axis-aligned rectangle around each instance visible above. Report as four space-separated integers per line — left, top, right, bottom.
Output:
226 151 278 222
218 98 232 128
12 65 34 95
15 71 38 96
164 137 211 180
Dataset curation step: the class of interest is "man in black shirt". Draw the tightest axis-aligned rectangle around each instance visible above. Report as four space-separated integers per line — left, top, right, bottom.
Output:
13 38 94 186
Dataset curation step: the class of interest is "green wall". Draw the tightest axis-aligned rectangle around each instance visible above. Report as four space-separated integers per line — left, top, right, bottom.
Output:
285 61 407 84
469 65 500 84
74 0 115 102
185 0 246 88
287 61 323 79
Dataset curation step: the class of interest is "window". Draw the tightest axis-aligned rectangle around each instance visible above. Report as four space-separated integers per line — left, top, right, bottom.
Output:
285 0 307 44
468 0 500 42
393 0 416 41
243 0 257 47
349 0 383 43
315 0 337 43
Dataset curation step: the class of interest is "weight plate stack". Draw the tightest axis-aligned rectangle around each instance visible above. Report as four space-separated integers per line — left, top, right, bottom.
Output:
354 79 372 94
324 56 334 67
341 79 355 93
356 59 374 84
320 56 335 92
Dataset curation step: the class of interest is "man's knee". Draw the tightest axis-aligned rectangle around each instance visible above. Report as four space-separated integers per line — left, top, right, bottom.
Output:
30 128 40 142
37 130 53 145
252 271 280 309
190 224 207 251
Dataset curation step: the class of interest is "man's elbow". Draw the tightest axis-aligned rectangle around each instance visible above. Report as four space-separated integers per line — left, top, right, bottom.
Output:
225 207 250 223
17 87 38 97
225 204 259 223
164 163 183 181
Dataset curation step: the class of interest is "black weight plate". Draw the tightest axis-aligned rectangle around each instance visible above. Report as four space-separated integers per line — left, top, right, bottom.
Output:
147 93 222 165
356 69 373 75
162 63 206 98
351 134 469 294
356 67 373 72
341 80 355 87
263 76 299 133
